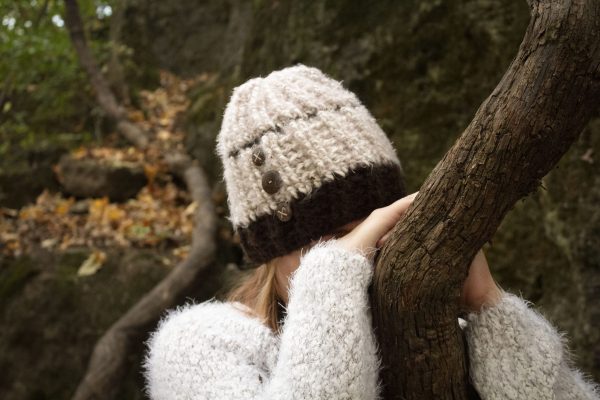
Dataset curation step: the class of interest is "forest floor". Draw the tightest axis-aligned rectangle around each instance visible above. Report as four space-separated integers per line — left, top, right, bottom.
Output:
0 71 209 274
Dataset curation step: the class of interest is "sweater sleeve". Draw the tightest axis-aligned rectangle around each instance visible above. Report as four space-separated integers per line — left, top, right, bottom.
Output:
142 238 382 400
264 238 382 399
464 290 600 400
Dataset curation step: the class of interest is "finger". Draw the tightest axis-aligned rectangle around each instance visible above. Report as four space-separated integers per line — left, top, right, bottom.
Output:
381 191 418 222
377 231 391 247
376 191 419 231
391 190 418 215
359 191 419 245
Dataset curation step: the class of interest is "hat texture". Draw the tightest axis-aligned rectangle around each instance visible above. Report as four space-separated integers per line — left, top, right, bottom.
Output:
216 64 406 267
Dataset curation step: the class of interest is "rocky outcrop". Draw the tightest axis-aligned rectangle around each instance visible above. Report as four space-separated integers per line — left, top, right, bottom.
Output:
55 154 147 201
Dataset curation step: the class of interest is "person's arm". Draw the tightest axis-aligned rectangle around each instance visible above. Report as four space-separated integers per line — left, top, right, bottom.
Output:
142 238 382 400
265 238 382 399
464 290 600 400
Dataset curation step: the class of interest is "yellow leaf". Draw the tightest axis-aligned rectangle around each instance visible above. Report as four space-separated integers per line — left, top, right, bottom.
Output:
173 245 190 259
157 129 171 141
144 164 159 186
41 238 58 249
55 198 75 216
19 206 42 220
183 201 197 217
105 205 125 222
89 197 109 219
72 146 88 159
77 250 107 277
128 110 145 122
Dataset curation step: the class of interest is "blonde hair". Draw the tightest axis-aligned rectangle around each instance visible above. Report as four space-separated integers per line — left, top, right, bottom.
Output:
225 259 284 334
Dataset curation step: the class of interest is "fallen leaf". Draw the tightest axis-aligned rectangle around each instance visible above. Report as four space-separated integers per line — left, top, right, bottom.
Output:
157 129 171 141
144 163 159 187
55 198 75 216
183 201 197 217
581 148 594 164
77 250 107 277
41 238 58 249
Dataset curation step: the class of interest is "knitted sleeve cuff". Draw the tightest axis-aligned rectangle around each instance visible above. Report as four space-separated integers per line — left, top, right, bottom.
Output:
288 238 374 298
464 291 565 400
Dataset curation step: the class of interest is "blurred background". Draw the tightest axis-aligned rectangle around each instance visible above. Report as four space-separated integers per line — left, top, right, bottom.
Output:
1 1 598 399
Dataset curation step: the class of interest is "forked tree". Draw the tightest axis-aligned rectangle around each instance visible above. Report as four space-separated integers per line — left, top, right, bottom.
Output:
370 0 600 399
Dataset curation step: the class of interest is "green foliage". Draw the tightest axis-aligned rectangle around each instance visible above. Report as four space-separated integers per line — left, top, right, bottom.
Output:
0 0 133 152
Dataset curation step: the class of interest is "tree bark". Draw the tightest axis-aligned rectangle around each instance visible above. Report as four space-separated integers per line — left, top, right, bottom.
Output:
107 0 131 106
63 0 148 148
370 1 600 399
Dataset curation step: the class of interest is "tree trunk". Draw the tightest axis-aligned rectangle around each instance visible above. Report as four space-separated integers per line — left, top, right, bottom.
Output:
107 0 131 106
370 0 600 399
63 0 148 148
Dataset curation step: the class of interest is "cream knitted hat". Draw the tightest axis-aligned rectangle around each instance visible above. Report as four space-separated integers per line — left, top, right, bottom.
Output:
216 64 406 268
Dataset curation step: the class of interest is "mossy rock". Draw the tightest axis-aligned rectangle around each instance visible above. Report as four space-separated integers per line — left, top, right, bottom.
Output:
55 155 147 202
0 143 67 208
0 248 170 400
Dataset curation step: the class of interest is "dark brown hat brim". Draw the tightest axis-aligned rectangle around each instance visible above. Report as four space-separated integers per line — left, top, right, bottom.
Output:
238 162 407 267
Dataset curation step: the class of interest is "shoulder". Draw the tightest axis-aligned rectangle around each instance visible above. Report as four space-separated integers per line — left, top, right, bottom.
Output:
145 299 273 356
142 299 277 399
153 299 261 333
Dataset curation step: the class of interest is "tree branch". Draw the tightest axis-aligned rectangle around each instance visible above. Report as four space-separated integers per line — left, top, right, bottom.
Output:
63 0 148 149
371 0 600 398
71 154 219 400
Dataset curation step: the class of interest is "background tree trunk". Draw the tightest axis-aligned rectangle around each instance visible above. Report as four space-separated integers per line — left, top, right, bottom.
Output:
71 156 220 400
370 1 600 399
63 0 147 148
107 0 131 106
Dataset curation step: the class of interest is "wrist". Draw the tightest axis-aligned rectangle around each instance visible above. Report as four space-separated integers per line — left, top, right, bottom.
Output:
297 239 374 285
475 285 504 312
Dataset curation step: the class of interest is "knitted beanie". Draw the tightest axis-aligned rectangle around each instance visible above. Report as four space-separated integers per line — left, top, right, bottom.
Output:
216 64 407 268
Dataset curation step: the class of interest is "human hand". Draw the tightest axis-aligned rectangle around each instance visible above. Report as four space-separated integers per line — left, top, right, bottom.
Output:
334 190 502 312
336 191 419 263
460 248 503 313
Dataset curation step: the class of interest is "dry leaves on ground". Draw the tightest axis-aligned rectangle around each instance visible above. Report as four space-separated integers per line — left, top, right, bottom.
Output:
0 70 217 264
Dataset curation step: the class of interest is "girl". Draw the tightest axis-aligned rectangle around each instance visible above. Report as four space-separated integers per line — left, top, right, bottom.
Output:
143 64 599 399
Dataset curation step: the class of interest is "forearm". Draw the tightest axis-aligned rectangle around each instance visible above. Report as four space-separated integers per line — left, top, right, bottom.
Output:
264 239 382 400
465 290 600 400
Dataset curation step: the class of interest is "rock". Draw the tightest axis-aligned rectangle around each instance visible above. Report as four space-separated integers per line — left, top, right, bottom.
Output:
0 247 227 400
0 144 67 208
56 155 147 201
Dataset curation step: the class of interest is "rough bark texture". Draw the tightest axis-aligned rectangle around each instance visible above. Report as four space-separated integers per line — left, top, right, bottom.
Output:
369 1 600 399
63 0 148 149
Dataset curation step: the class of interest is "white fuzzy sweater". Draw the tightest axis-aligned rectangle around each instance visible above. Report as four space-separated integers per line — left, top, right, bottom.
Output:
143 239 600 400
